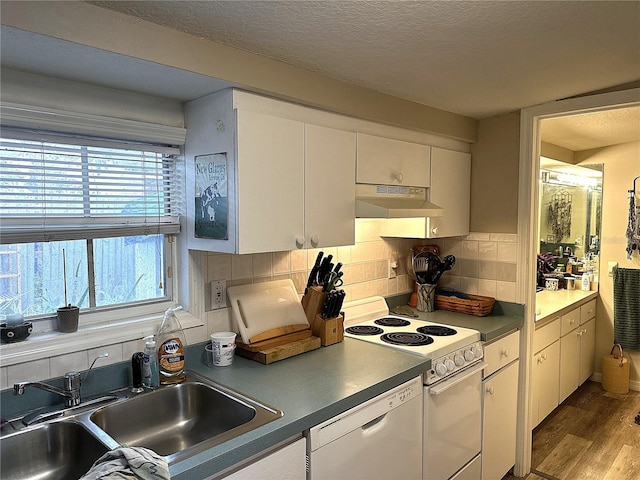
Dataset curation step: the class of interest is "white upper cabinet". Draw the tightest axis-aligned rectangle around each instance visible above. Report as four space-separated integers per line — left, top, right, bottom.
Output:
305 124 356 249
356 133 431 186
236 109 305 253
185 89 355 254
425 147 471 238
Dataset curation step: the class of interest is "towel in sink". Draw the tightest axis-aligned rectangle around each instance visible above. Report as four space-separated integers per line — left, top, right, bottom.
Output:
80 446 169 480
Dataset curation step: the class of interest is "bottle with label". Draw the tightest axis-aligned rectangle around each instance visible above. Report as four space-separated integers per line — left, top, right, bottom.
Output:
142 335 159 389
581 272 591 291
156 307 187 385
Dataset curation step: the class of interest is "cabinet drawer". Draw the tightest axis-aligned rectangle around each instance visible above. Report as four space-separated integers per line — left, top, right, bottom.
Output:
561 309 580 336
534 317 560 353
484 331 520 378
580 299 596 324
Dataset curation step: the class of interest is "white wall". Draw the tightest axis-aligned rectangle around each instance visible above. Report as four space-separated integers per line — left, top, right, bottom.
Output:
577 141 640 384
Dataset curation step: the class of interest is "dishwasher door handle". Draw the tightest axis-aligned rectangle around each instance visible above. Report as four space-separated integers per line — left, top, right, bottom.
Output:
361 412 388 435
429 362 486 396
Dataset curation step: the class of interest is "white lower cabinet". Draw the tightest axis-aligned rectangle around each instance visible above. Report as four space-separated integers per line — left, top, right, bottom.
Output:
481 331 520 480
559 300 597 403
531 340 560 428
219 437 306 480
579 318 596 384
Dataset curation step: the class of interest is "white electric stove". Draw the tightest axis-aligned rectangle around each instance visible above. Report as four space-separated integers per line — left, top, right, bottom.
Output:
342 296 483 384
342 296 485 480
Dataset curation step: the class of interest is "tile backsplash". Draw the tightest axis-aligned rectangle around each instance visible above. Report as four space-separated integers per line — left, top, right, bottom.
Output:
203 222 519 305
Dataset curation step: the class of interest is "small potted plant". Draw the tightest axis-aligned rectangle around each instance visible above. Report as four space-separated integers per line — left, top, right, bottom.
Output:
57 249 80 333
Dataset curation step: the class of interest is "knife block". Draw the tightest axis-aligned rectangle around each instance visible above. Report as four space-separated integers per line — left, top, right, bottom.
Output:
301 286 344 346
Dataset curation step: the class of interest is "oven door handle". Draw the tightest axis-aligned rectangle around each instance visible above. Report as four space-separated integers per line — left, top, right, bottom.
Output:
429 362 486 396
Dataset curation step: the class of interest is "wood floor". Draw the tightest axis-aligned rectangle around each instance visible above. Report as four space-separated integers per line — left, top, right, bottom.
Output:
503 381 640 480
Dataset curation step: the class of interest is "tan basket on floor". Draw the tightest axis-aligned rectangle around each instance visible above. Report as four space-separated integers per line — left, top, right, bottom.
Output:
602 344 630 394
435 293 495 317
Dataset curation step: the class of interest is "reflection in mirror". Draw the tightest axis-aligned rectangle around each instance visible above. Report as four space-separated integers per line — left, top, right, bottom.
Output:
537 158 602 287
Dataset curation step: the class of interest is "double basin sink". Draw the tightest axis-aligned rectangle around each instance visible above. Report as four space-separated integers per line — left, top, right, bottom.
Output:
0 371 283 480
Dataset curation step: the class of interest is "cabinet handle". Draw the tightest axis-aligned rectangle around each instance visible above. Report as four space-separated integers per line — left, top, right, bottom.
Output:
310 234 319 246
486 386 495 395
501 349 509 358
392 171 404 183
431 226 439 235
541 353 547 362
295 235 305 248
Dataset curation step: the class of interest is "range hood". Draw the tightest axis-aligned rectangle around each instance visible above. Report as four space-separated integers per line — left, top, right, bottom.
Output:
355 184 443 218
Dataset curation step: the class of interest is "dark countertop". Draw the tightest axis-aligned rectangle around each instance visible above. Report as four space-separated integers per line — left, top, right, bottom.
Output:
1 295 523 479
171 338 430 479
386 294 524 343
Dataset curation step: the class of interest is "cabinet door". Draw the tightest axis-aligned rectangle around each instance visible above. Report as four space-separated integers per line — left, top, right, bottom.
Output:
356 133 430 186
236 110 305 253
579 318 596 385
222 437 306 480
425 147 471 238
482 361 519 480
532 341 560 429
305 125 356 248
559 330 580 403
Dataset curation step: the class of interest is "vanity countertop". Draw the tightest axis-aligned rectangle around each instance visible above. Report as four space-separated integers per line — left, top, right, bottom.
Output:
535 289 598 326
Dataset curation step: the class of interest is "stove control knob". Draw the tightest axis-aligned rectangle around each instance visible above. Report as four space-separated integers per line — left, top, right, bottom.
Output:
435 363 448 377
454 354 465 366
472 346 483 359
464 349 475 362
445 359 455 372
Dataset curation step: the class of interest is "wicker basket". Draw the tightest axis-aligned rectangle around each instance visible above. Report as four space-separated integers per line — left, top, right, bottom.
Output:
435 293 495 316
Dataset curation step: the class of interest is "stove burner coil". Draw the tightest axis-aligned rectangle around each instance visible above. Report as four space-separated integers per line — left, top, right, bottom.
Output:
345 325 385 336
374 317 411 327
416 325 458 336
381 332 434 346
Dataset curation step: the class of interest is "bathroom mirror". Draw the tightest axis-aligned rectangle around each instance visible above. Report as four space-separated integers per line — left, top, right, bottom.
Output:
538 158 603 260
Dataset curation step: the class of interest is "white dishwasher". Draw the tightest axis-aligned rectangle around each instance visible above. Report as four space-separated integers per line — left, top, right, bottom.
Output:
307 376 423 480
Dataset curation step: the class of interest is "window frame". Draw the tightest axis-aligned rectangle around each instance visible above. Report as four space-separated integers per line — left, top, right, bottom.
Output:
0 112 185 331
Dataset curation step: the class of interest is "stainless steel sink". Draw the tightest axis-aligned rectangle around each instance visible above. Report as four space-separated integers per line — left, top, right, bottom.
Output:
89 372 283 463
0 421 109 480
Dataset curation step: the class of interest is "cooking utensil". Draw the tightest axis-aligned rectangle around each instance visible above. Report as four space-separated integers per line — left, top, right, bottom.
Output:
323 271 344 292
413 251 440 284
306 251 324 293
431 255 456 284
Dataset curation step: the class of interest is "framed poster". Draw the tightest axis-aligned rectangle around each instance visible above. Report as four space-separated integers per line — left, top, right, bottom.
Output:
194 153 228 240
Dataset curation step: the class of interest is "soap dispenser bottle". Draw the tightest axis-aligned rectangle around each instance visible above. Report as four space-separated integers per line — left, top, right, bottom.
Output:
156 307 187 385
142 335 159 389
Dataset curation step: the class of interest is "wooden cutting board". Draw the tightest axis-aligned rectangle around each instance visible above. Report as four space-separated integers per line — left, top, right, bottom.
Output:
227 280 310 345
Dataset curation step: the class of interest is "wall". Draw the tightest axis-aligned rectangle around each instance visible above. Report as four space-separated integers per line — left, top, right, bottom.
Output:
199 224 519 306
576 141 640 384
469 112 521 233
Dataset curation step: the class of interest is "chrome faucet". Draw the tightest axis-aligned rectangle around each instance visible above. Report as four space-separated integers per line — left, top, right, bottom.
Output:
13 353 109 408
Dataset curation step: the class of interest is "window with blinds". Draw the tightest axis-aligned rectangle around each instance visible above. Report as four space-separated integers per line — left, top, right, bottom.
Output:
0 135 182 244
0 131 182 321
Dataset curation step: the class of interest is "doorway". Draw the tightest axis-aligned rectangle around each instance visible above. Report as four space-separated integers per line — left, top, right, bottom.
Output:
514 88 640 477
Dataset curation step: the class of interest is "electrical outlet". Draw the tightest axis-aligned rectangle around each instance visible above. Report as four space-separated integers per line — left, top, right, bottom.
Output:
211 280 226 310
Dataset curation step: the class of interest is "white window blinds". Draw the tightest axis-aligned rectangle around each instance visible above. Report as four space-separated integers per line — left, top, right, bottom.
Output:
0 132 183 244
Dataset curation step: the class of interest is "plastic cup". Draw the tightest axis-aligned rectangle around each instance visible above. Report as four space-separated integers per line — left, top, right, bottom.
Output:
211 332 236 366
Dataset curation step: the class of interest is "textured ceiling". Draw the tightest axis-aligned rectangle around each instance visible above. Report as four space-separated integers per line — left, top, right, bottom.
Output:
88 0 640 120
540 107 640 152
